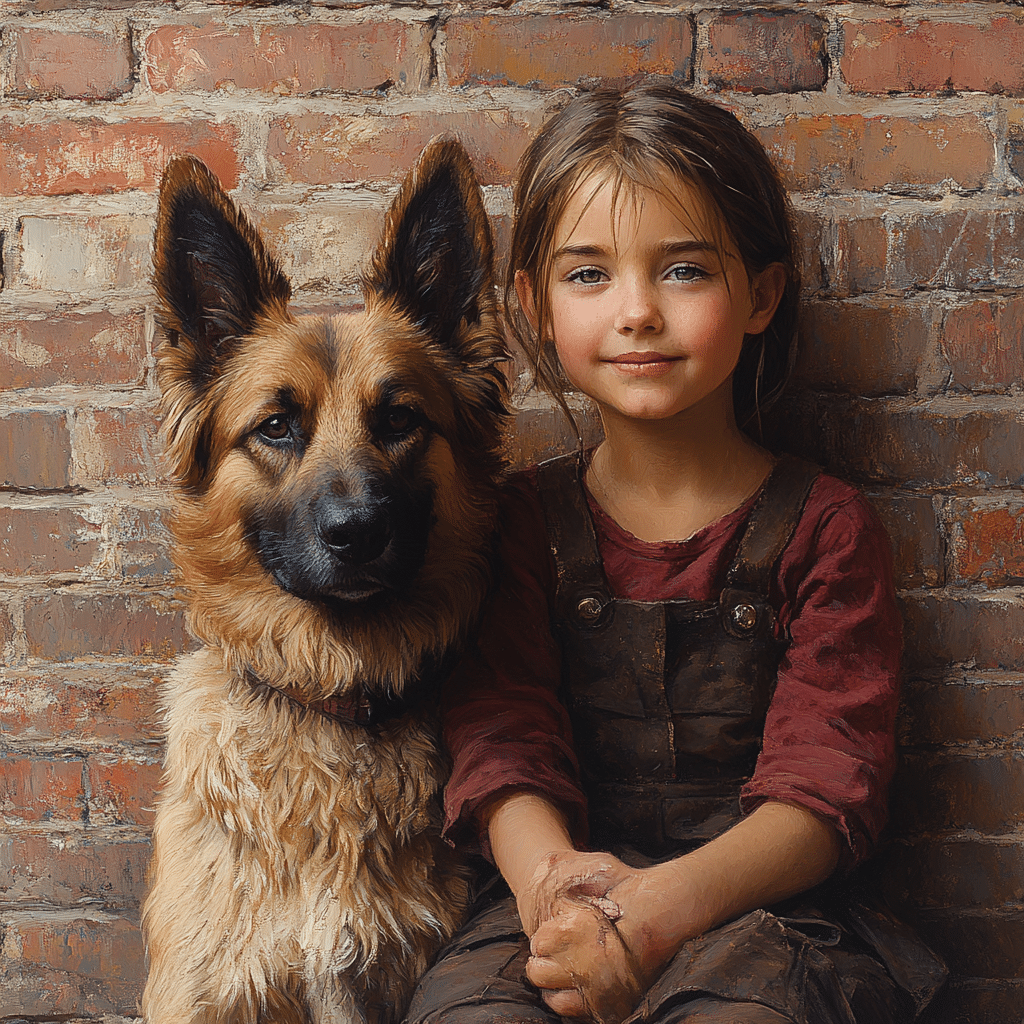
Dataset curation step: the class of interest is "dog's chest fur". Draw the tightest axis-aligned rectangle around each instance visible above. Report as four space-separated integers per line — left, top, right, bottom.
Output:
152 649 461 1004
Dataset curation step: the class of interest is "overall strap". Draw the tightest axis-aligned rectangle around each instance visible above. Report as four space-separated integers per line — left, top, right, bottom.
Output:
535 453 610 622
725 456 821 595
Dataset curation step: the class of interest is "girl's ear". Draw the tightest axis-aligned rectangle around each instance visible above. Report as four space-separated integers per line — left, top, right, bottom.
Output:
515 270 539 331
745 263 788 335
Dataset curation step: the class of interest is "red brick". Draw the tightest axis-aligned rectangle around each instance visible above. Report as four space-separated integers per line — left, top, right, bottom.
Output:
0 308 147 389
3 910 145 1009
702 12 826 93
87 760 161 826
0 118 240 196
145 20 430 95
795 296 942 396
445 14 692 90
22 591 188 662
0 409 72 490
72 404 164 486
900 676 1024 746
253 202 385 292
0 958 139 1018
948 498 1024 588
13 213 152 295
888 206 996 291
942 296 1024 391
0 831 151 907
790 207 825 294
790 199 891 297
866 491 944 589
268 108 544 186
1 607 14 656
885 838 1024 910
900 591 1024 673
842 16 1024 96
756 113 992 193
10 26 132 101
1007 106 1024 184
0 667 163 746
0 506 101 575
992 205 1024 286
0 757 85 822
839 211 890 295
893 750 1024 834
769 394 1024 489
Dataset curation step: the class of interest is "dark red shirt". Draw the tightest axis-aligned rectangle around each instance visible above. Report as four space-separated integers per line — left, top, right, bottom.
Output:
441 464 902 867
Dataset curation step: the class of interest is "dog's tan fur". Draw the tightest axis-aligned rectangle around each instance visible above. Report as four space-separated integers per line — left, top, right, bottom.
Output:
143 140 508 1024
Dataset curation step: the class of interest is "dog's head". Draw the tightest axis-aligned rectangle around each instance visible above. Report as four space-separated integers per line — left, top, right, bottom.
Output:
153 140 509 698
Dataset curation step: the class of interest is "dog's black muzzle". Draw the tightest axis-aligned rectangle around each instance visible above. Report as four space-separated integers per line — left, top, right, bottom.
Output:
316 495 393 567
246 478 434 606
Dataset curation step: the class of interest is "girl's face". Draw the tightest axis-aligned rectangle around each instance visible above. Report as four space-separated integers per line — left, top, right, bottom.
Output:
518 174 784 425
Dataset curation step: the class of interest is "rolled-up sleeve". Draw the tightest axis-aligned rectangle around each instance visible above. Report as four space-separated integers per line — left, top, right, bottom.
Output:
740 493 901 867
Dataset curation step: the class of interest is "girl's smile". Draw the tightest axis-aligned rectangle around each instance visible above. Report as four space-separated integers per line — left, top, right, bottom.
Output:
605 351 682 378
518 175 784 425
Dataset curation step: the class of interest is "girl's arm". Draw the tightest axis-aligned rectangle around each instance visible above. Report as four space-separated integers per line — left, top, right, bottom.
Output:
485 790 633 935
527 799 841 1021
607 800 841 976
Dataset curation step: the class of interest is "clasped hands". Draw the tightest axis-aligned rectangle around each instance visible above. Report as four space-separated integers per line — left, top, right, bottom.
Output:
518 851 679 1024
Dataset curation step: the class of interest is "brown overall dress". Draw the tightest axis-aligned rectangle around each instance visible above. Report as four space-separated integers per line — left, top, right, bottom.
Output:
405 455 946 1024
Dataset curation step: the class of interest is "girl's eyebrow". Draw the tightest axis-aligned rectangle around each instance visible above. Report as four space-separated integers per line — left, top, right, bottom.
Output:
658 239 720 258
552 239 721 260
552 243 608 259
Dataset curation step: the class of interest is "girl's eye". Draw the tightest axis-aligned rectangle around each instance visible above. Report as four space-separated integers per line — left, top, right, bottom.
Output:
567 267 606 285
258 414 291 441
666 264 706 283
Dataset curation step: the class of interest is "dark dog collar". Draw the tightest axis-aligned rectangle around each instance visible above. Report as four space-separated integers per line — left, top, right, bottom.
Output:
305 687 410 728
246 657 448 729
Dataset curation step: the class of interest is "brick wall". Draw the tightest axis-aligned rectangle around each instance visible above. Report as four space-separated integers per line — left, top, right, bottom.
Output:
0 2 1020 1021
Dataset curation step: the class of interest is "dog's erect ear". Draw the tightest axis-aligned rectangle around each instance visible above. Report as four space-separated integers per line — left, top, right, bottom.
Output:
364 138 494 352
153 156 291 368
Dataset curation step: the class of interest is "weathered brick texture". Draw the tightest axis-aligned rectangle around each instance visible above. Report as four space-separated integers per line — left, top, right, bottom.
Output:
1 2 1021 1021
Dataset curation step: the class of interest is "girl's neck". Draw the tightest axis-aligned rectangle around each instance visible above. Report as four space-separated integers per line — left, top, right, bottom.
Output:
585 391 774 544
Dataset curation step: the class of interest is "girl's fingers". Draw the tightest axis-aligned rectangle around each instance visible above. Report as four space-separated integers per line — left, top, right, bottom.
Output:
531 899 609 957
540 987 588 1018
525 953 575 990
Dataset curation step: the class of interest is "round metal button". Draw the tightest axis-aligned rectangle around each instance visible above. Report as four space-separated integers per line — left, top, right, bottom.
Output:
731 603 758 631
577 596 603 622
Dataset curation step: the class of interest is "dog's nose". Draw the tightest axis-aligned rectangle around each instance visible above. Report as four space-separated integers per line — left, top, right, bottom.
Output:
317 504 391 565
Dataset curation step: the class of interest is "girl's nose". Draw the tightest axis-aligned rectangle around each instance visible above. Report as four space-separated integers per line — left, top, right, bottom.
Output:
615 280 664 334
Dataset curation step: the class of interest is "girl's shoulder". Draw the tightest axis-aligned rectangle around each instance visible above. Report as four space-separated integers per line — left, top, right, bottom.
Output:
797 468 889 548
777 466 897 616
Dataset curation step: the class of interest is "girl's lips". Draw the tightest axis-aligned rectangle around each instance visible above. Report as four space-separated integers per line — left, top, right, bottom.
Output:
604 352 681 377
607 351 678 364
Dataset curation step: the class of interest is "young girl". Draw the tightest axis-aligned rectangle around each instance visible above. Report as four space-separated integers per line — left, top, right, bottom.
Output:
405 85 945 1024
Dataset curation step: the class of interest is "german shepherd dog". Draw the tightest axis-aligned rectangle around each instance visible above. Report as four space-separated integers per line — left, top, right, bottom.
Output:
142 139 508 1023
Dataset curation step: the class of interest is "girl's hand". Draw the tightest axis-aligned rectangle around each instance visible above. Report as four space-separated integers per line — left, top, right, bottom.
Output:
518 849 633 936
603 864 706 987
526 896 643 1024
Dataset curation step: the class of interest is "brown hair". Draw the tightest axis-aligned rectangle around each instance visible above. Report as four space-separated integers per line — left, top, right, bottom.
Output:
505 83 801 436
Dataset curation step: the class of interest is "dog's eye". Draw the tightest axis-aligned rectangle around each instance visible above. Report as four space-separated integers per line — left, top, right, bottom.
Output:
258 414 291 441
382 405 418 438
